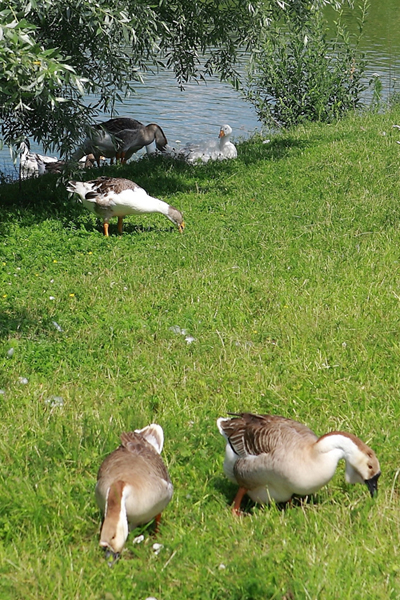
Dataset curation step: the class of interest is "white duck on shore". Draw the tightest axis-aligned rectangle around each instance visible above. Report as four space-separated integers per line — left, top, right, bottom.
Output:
19 140 96 178
95 424 173 561
66 176 185 236
170 124 237 164
217 412 381 514
19 139 59 179
72 117 168 165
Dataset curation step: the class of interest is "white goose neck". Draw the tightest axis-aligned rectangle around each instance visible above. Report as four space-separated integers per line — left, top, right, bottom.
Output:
219 136 230 149
146 197 169 216
103 484 129 551
315 432 359 462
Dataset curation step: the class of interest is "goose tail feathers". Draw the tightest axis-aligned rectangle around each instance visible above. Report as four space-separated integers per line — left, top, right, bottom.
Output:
134 423 164 454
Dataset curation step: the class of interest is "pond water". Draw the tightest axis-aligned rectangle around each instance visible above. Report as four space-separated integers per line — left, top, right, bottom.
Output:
1 0 399 180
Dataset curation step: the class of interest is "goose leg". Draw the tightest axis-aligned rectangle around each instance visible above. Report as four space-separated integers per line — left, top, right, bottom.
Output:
232 487 247 516
103 221 109 237
117 217 124 235
154 513 162 534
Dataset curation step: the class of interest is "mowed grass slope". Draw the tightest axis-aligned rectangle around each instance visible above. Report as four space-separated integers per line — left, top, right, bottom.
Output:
1 108 400 599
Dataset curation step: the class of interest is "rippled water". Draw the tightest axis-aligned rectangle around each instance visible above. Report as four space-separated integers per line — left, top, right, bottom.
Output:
2 1 400 179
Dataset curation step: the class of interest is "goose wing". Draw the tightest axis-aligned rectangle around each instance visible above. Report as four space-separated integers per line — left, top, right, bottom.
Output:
84 176 140 207
218 413 317 457
96 117 144 133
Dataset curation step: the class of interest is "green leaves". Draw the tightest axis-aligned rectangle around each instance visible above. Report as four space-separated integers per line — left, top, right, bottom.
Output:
244 2 369 128
1 0 349 153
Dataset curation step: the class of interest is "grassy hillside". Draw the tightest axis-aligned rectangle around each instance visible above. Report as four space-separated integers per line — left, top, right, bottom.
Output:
1 108 400 599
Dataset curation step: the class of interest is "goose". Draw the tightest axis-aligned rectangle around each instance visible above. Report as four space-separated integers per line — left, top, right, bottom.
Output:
66 176 185 236
40 153 97 175
19 140 95 177
174 124 237 164
217 412 381 514
19 139 59 179
95 424 173 561
73 118 168 165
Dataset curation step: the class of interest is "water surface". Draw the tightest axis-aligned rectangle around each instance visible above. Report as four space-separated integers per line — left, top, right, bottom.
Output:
1 1 399 179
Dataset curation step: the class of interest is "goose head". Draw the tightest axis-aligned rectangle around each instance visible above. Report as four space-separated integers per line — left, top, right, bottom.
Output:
167 206 185 233
19 139 31 157
150 124 168 152
219 124 232 139
343 437 381 497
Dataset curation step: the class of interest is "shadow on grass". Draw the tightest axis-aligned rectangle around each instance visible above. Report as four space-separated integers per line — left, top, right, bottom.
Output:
214 475 321 514
0 135 308 233
0 308 41 340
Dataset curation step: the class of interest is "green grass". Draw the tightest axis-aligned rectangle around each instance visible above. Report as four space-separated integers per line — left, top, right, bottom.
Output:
1 108 400 599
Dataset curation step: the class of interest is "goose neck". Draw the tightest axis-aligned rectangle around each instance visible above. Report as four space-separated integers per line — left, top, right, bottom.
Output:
315 432 359 463
101 482 129 552
146 197 170 216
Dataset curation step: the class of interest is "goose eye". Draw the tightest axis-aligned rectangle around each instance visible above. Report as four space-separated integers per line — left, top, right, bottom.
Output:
368 464 373 470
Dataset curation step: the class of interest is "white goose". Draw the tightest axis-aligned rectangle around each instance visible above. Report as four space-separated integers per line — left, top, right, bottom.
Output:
95 424 173 561
19 140 95 177
19 139 59 179
73 118 168 165
174 124 237 164
217 412 381 514
66 176 185 236
41 154 97 174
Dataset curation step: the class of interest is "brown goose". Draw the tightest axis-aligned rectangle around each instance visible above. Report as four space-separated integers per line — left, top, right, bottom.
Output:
217 412 381 514
73 118 168 165
95 424 173 561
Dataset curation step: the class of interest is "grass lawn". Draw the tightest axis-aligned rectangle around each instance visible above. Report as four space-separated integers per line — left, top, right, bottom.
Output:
1 107 400 599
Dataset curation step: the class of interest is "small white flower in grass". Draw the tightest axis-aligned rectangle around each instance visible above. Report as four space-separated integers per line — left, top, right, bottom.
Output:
7 348 14 358
152 543 163 555
45 396 64 408
52 321 63 332
169 325 186 335
145 597 158 600
0 390 5 396
218 563 226 570
18 377 28 384
132 535 144 544
50 279 54 283
185 336 195 344
49 296 55 301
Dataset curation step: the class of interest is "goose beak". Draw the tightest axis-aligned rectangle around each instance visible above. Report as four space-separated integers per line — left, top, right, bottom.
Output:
365 471 380 497
219 130 225 138
103 546 120 565
178 222 185 233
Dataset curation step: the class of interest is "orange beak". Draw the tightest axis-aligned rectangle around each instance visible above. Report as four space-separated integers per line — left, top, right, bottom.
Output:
219 130 225 139
178 222 185 233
